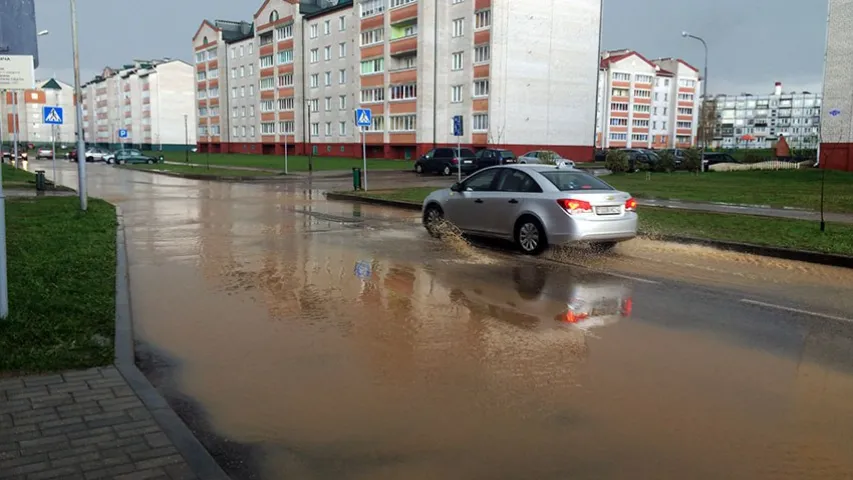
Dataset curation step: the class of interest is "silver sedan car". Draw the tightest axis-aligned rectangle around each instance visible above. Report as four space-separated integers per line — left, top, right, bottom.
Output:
421 164 638 254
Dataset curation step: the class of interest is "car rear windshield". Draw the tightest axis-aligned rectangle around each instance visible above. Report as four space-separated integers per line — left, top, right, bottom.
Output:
500 151 515 159
539 171 614 191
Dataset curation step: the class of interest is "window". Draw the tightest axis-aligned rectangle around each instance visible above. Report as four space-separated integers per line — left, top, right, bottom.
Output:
452 18 464 37
390 83 417 100
390 0 415 6
269 10 280 22
324 71 331 86
474 46 490 63
472 113 488 131
324 122 331 136
609 117 627 126
276 24 293 40
232 126 238 137
677 121 692 129
339 69 347 84
198 107 208 117
248 43 253 55
208 87 219 98
196 52 206 63
632 119 649 127
230 68 236 79
339 121 347 135
310 49 319 63
635 74 653 83
232 107 238 118
240 66 245 77
260 77 275 90
496 170 540 193
654 92 659 101
197 71 207 81
261 100 274 112
310 123 319 136
339 16 346 31
310 74 319 88
241 126 246 137
665 79 670 86
230 87 237 98
324 20 331 35
279 121 294 134
679 79 696 88
260 55 274 68
633 104 650 113
361 28 384 46
324 97 332 111
278 49 293 64
310 23 318 38
361 87 384 103
473 79 489 97
361 58 384 74
249 105 255 117
360 0 385 17
652 121 657 129
259 33 272 46
241 106 246 117
339 42 347 58
451 85 462 103
453 0 463 4
475 10 491 29
278 73 293 87
247 65 253 76
451 52 463 70
324 46 331 60
249 85 255 96
612 72 630 81
678 107 693 115
611 88 629 97
631 133 648 141
662 121 667 129
609 132 627 141
367 115 384 131
462 169 500 191
207 48 217 60
678 93 694 101
262 122 276 135
390 114 416 131
634 89 651 98
307 98 319 112
339 95 347 109
279 97 294 110
610 102 628 111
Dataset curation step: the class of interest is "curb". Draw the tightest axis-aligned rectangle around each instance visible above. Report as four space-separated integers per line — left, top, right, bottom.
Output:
324 192 853 269
115 165 293 183
113 207 231 480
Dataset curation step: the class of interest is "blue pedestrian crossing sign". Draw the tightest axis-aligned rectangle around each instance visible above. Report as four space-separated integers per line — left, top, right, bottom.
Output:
355 108 372 127
118 129 128 138
43 106 63 125
452 115 463 136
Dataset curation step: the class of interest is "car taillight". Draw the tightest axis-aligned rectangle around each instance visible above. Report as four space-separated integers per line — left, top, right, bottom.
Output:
621 298 633 317
625 197 637 211
560 310 589 324
557 199 593 214
451 157 459 164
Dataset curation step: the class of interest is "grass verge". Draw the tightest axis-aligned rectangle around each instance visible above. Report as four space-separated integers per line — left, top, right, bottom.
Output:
602 169 853 213
2 163 36 188
0 197 117 373
342 188 853 257
124 163 281 177
146 151 411 172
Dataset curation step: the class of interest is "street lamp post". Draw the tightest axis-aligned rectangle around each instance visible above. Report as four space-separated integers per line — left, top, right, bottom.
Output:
682 31 708 171
70 0 87 211
184 114 189 163
306 99 313 173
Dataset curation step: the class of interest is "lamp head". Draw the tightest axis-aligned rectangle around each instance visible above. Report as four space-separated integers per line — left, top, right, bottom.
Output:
681 31 689 38
37 30 50 36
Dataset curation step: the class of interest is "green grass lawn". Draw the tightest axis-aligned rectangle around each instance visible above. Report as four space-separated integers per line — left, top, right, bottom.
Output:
342 188 853 256
147 151 411 172
125 163 281 177
0 197 117 373
601 169 853 213
2 163 36 188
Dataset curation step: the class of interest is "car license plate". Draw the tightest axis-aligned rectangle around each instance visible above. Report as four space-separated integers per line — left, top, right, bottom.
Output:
463 160 472 164
595 206 620 215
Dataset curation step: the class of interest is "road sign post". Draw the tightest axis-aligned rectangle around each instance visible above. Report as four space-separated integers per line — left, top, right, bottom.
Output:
452 115 463 183
43 105 63 188
118 128 128 152
355 108 372 190
283 133 288 174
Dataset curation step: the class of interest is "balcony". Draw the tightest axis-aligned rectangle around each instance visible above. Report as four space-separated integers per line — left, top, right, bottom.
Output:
389 1 417 23
390 35 417 56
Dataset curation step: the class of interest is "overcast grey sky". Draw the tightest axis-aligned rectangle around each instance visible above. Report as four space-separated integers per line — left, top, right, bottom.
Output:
32 0 828 95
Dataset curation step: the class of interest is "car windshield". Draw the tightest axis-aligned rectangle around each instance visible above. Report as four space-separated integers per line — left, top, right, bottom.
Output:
500 151 514 159
538 171 614 191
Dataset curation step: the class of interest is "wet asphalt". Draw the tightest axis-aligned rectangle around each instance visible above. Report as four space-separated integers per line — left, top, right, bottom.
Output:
26 161 853 480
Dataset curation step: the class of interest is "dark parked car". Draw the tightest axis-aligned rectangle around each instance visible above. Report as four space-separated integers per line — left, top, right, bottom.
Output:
112 149 164 165
619 148 658 171
414 147 478 176
702 152 740 167
474 148 516 169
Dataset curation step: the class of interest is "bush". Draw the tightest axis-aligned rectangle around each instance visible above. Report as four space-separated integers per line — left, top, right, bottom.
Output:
682 148 703 172
539 151 558 164
604 150 629 173
655 150 676 173
743 151 770 164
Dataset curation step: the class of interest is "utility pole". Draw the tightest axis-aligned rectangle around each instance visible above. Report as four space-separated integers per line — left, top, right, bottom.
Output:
184 114 189 163
306 99 313 173
70 0 87 211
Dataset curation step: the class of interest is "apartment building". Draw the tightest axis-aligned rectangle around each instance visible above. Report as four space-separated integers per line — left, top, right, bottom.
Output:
711 82 821 150
820 0 853 171
595 50 701 149
80 59 197 150
192 0 601 160
1 78 77 145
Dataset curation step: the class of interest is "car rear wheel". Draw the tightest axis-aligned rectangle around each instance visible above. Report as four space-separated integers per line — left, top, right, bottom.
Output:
415 163 423 174
515 217 547 255
423 204 445 238
591 241 617 253
147 159 154 164
442 164 451 176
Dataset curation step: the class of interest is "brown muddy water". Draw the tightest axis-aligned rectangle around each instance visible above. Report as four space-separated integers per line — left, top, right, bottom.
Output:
42 163 853 479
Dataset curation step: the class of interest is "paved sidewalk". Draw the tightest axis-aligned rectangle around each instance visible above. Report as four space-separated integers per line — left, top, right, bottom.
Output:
638 198 853 224
0 367 199 480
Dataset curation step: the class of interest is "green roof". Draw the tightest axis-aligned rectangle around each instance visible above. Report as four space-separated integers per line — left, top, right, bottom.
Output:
41 78 62 90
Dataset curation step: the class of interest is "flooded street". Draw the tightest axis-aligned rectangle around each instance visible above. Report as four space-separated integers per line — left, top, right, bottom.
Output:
34 162 853 479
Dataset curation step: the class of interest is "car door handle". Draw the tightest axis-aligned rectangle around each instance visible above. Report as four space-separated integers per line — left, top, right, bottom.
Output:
508 199 518 204
474 199 484 203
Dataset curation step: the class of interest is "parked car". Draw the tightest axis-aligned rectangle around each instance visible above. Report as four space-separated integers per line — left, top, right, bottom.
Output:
618 148 658 171
474 148 516 169
517 150 575 167
1 148 27 160
421 164 638 255
702 152 740 167
111 149 164 165
36 148 54 160
70 147 110 162
414 147 478 176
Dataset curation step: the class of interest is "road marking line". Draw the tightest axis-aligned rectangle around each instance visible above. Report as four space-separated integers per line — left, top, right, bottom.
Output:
590 269 661 284
740 299 853 323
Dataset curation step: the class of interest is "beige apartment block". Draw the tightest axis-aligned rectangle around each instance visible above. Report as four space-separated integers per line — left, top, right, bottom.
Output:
820 0 853 171
192 0 602 161
1 78 77 146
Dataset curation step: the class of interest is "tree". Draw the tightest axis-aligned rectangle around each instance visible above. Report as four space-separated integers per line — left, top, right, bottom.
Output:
682 147 702 172
656 150 676 173
604 149 629 173
539 151 559 164
698 98 718 151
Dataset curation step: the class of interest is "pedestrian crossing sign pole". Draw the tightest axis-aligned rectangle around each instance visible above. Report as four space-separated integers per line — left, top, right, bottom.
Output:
43 106 64 188
355 108 372 190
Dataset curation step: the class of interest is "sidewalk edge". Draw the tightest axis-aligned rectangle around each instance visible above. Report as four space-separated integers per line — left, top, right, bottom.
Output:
113 206 231 480
324 192 853 269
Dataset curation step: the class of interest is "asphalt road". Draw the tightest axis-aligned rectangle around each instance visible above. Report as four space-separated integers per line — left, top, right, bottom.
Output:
27 161 853 480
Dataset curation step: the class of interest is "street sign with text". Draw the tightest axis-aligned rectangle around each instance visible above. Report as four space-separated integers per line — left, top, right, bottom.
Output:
0 55 35 90
452 115 463 136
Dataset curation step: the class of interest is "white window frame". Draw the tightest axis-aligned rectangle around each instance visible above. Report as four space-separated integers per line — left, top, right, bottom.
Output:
475 10 491 29
473 79 489 97
451 85 462 103
390 114 416 132
451 52 463 71
474 45 490 64
472 113 488 132
452 18 464 37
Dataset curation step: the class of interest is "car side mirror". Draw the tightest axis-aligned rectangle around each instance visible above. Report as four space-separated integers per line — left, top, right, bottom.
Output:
450 183 462 192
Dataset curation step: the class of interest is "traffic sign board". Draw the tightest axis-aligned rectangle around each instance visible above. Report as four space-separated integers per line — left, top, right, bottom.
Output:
355 108 372 127
0 55 35 90
43 106 63 125
452 115 463 136
118 129 128 138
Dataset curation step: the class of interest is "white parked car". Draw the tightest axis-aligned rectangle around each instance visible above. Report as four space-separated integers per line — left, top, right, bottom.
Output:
517 150 575 167
422 164 638 255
